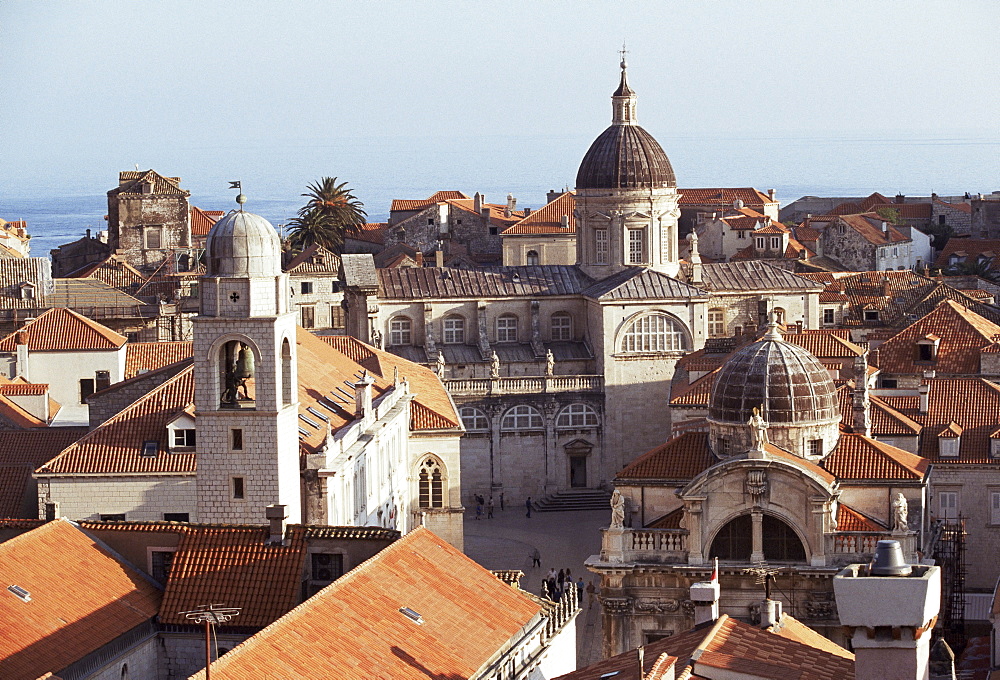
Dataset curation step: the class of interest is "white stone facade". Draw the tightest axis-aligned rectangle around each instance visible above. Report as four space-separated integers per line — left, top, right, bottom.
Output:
39 475 197 522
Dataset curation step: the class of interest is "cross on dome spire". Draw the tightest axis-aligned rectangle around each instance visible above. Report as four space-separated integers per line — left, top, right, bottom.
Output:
619 42 628 70
612 45 636 123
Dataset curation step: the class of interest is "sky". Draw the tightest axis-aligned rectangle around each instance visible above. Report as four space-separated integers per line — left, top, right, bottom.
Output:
1 1 999 212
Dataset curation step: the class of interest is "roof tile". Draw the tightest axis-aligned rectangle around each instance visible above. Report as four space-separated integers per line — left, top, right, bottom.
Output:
0 308 126 352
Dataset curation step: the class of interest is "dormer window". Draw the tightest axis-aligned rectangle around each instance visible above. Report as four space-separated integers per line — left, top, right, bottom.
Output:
916 334 940 362
991 433 1000 459
172 429 196 448
939 438 959 457
19 282 35 300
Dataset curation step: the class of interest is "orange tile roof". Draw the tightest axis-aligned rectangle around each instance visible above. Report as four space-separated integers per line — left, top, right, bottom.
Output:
351 222 387 245
0 428 87 517
669 369 717 406
935 238 1000 270
785 331 865 358
284 243 341 273
0 308 127 352
935 198 972 214
112 169 188 197
836 385 922 436
0 519 162 680
874 299 1000 375
823 433 928 480
617 432 716 481
678 188 773 207
124 341 194 378
502 192 577 235
448 198 527 227
836 212 911 245
193 526 542 680
37 366 197 475
64 255 146 291
390 191 471 212
190 206 222 236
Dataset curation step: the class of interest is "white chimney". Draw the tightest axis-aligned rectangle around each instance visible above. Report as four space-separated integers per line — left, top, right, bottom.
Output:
507 193 516 211
834 540 941 680
918 384 930 414
14 331 29 381
760 598 782 628
474 192 483 213
266 504 287 544
354 371 375 418
435 248 444 268
561 214 569 229
689 563 719 626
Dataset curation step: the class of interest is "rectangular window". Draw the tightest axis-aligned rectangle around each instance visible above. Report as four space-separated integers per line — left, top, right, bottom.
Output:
233 476 245 500
939 491 958 520
939 438 959 457
100 513 126 521
496 316 518 343
628 229 644 264
163 512 189 522
595 229 609 264
331 281 340 293
918 344 934 361
145 227 162 249
823 308 835 325
300 281 313 295
80 378 96 403
551 314 572 341
141 441 159 457
770 237 780 249
231 428 244 451
444 317 465 344
881 378 898 388
330 304 344 329
489 226 498 236
301 305 315 328
808 439 823 457
150 549 175 582
737 231 746 239
864 310 879 322
311 552 344 582
756 237 765 249
707 310 725 338
95 370 111 392
427 218 434 225
991 492 1000 525
172 429 196 447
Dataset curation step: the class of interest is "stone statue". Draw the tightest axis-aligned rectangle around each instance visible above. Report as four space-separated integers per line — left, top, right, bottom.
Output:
610 489 625 529
436 351 446 376
748 406 769 450
370 328 383 349
545 349 555 376
490 351 501 379
893 492 909 532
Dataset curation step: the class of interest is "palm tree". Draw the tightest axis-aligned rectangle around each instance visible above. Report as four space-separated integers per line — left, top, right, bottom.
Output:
286 177 367 254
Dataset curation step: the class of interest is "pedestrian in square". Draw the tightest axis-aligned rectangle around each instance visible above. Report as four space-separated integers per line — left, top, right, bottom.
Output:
525 497 532 518
532 547 541 567
586 580 597 608
576 577 585 605
487 496 494 519
500 492 505 511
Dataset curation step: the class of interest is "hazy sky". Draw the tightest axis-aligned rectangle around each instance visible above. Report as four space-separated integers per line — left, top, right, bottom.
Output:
1 1 998 199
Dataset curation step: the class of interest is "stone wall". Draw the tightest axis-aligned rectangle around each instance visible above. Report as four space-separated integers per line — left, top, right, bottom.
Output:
929 465 1000 590
972 196 1000 239
160 632 249 680
109 194 192 275
86 635 160 680
39 475 198 521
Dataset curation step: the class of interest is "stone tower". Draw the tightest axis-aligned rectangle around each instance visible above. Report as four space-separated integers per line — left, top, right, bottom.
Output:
194 198 301 524
574 58 681 278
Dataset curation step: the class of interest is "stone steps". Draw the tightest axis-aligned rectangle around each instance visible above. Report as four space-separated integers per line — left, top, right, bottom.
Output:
533 489 612 512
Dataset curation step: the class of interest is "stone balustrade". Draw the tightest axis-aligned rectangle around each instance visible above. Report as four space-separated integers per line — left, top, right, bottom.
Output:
599 527 689 564
826 531 918 565
444 374 603 396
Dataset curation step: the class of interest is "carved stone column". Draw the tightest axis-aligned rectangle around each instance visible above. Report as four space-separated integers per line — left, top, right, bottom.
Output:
601 596 633 658
751 509 765 563
686 498 706 564
811 496 828 566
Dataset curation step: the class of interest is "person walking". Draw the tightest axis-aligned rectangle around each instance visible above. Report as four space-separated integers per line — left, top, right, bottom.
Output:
475 501 482 520
500 492 505 511
525 497 532 518
532 547 541 567
556 569 565 597
576 577 585 605
487 496 494 519
546 568 557 600
586 580 597 609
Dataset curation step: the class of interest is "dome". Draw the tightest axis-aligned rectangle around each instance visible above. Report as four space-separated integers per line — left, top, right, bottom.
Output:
576 125 676 190
707 324 841 459
205 210 282 278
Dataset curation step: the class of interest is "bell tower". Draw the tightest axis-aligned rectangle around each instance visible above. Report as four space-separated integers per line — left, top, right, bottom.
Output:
194 195 301 524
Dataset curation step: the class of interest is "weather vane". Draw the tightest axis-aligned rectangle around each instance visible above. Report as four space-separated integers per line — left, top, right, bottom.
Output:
619 42 628 67
229 180 246 209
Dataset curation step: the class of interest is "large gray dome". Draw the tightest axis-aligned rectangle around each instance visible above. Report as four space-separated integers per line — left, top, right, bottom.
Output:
205 210 282 278
576 124 676 190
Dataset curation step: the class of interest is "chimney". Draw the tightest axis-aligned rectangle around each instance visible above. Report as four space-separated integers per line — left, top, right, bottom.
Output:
15 331 29 381
354 371 375 418
561 214 570 229
507 193 516 211
474 192 483 213
760 598 783 629
834 541 941 680
689 576 719 626
504 206 511 218
928 638 956 680
524 207 532 217
435 248 444 268
265 504 287 544
896 193 905 204
768 188 776 201
688 231 703 285
546 189 561 204
918 383 930 414
415 252 424 267
853 352 872 437
86 228 91 239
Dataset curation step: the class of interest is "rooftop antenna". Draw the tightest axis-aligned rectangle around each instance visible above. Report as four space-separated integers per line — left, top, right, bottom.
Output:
180 603 241 680
229 181 245 211
742 562 780 601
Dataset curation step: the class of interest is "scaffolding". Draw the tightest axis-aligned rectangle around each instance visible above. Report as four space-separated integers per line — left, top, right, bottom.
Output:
930 517 967 652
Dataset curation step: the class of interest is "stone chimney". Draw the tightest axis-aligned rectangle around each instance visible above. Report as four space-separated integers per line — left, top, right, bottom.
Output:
524 207 532 217
768 188 776 201
474 192 483 213
896 193 906 204
507 193 516 211
834 540 941 680
354 371 375 418
546 189 561 204
688 231 703 286
435 248 444 268
853 352 872 436
266 504 287 545
14 331 29 381
918 383 930 414
759 598 783 629
414 252 424 267
690 578 719 626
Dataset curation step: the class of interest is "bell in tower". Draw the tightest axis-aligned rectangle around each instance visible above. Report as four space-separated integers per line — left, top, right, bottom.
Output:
220 340 256 406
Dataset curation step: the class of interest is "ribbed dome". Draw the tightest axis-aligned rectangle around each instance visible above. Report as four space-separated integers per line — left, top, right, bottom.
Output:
205 210 282 278
709 335 840 426
576 125 676 190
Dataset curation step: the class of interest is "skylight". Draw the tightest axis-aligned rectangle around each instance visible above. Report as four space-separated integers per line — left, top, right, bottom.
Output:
7 584 31 602
399 607 424 625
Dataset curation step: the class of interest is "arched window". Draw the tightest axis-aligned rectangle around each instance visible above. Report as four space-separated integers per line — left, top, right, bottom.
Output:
556 403 599 428
418 458 444 508
460 406 489 431
762 515 806 561
526 250 540 266
281 338 293 406
219 340 255 407
707 308 726 338
443 315 465 344
710 515 752 560
501 405 544 431
551 312 572 341
389 316 412 346
496 314 518 343
710 514 806 562
620 313 686 353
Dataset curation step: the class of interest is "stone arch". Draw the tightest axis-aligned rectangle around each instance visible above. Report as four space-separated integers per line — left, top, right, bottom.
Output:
615 309 692 353
416 455 447 509
205 334 264 408
280 337 293 406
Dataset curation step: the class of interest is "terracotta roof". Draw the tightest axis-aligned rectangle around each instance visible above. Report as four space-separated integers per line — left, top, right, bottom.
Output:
0 519 162 680
678 188 773 207
934 198 972 214
284 243 341 273
37 366 197 475
874 299 1000 375
378 265 594 299
836 384 922 436
0 428 87 517
110 169 189 197
192 526 543 680
893 378 1000 463
448 198 527 227
617 432 716 481
935 238 1000 270
0 308 127 352
784 331 865 358
350 222 386 245
835 504 888 532
390 191 470 212
823 433 928 480
557 614 853 680
670 369 718 406
190 206 222 237
63 256 145 291
502 192 577 235
646 507 684 529
124 341 194 379
836 213 911 245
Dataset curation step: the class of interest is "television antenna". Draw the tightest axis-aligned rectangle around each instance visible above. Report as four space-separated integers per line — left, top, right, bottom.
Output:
179 604 241 680
742 562 781 600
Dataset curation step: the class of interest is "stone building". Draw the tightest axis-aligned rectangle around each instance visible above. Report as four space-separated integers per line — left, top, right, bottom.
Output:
342 61 825 508
817 212 915 271
675 187 779 237
282 243 345 333
501 191 577 266
971 192 1000 239
586 317 929 656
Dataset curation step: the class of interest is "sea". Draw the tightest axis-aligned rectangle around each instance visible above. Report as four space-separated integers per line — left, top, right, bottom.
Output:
2 131 998 259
